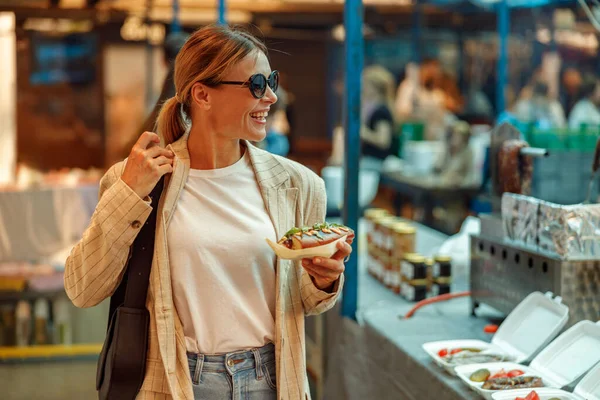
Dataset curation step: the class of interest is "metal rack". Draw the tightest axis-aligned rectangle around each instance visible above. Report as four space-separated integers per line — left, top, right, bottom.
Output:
470 235 600 328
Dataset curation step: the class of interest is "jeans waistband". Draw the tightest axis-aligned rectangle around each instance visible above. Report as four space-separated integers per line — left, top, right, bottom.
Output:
186 343 275 383
187 342 274 363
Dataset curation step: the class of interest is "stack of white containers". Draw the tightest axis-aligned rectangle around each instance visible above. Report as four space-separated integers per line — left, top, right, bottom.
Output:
491 361 600 400
422 291 600 400
455 320 600 399
423 292 569 376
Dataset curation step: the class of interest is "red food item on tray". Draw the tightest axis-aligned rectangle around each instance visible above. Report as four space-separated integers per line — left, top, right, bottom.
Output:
508 369 525 378
516 390 540 400
489 369 509 379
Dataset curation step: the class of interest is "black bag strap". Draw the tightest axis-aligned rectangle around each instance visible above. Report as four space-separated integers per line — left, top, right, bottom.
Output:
108 178 165 319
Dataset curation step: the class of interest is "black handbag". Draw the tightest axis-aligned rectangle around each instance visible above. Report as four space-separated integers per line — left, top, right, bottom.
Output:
96 178 165 400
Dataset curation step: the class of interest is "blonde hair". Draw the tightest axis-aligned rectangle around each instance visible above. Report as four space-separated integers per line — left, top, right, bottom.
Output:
363 65 396 113
156 25 268 145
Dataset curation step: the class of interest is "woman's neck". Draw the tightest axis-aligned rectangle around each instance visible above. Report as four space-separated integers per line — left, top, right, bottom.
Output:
187 124 243 170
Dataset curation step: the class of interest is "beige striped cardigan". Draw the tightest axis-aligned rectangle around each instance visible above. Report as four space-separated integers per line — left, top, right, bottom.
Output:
64 133 344 400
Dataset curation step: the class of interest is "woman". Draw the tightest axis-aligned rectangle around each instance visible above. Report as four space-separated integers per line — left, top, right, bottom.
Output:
329 65 396 168
64 25 351 400
568 74 600 130
433 120 473 187
360 65 396 165
513 80 566 129
260 87 290 157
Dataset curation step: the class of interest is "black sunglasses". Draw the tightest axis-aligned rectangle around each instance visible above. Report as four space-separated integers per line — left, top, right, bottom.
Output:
220 70 279 99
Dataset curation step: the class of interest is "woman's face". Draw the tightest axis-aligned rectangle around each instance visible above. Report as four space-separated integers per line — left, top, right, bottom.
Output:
202 51 278 142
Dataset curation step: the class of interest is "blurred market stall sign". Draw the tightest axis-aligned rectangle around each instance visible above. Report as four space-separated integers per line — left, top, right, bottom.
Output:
23 18 93 33
109 0 411 12
120 16 164 45
426 0 574 9
146 8 251 24
536 27 599 52
279 0 411 4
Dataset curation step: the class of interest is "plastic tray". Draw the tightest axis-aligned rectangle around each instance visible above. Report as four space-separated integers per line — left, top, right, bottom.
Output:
456 362 555 400
574 360 600 400
492 388 579 400
265 236 347 261
422 292 569 375
455 321 600 400
530 320 600 388
491 361 600 400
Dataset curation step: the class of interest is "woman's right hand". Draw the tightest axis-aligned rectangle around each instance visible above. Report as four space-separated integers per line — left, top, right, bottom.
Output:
121 132 174 199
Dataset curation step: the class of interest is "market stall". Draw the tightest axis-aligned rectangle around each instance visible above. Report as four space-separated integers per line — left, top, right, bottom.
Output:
0 172 108 400
321 101 600 396
322 207 600 399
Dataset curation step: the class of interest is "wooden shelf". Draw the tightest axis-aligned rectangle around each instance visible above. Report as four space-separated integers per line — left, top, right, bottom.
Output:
0 343 102 362
0 289 66 302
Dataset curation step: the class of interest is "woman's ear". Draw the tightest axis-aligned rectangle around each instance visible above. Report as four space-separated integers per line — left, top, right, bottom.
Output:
191 82 211 111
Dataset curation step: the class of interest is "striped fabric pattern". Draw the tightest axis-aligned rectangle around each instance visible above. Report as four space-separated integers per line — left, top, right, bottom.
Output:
64 134 344 400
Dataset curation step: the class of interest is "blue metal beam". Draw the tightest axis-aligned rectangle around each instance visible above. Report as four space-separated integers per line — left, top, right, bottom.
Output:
218 0 227 25
342 0 363 320
171 0 181 33
411 0 423 63
496 0 509 114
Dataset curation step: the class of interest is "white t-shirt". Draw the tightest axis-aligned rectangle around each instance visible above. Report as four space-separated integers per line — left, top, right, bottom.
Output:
167 150 277 354
569 99 600 129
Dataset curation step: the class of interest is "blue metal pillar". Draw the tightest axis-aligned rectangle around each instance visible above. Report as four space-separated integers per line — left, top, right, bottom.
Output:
496 0 509 114
145 0 154 111
171 0 181 33
411 0 422 64
218 0 227 25
342 0 363 320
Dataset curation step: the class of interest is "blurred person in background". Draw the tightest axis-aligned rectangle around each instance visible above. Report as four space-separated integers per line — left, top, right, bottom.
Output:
395 58 445 119
495 86 530 136
328 64 396 170
259 87 290 156
360 65 396 168
65 25 351 400
433 120 473 187
568 73 600 130
513 80 566 129
439 71 464 115
395 58 456 140
560 67 582 117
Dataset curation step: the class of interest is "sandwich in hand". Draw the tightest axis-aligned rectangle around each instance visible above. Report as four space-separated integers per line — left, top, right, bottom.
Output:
277 222 354 250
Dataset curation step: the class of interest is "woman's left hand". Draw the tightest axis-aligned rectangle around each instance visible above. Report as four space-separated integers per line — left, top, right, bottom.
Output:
301 238 353 291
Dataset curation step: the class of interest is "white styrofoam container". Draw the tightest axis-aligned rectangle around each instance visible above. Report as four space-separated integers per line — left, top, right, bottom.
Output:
492 388 579 400
491 360 600 400
573 360 600 400
456 321 600 400
422 292 569 375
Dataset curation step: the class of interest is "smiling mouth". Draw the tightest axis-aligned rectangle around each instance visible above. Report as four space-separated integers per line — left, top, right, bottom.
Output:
250 111 268 122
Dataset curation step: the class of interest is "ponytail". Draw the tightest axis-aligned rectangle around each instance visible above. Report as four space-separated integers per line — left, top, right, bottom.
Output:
156 96 187 145
153 25 270 146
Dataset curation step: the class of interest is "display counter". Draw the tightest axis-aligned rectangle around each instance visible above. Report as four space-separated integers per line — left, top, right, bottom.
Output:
321 219 505 400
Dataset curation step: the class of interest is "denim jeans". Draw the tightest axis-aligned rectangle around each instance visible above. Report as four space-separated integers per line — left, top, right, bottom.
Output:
187 343 277 400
